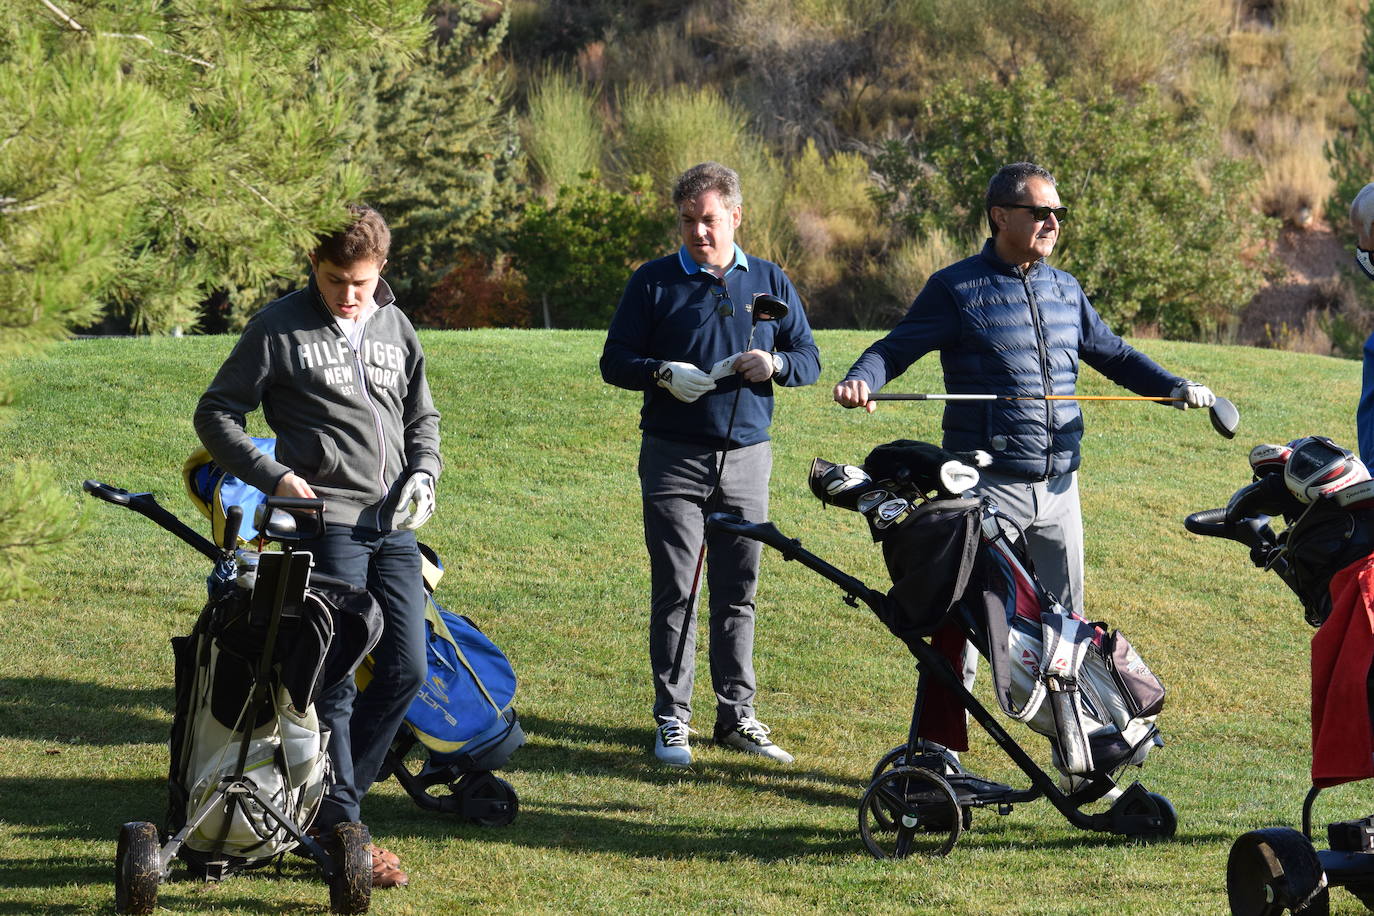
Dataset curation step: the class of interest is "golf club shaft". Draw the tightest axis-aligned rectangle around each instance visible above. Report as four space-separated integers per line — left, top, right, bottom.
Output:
870 393 1184 402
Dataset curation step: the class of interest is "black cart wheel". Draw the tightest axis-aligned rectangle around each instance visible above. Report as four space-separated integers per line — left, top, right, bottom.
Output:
114 821 160 915
1123 791 1178 843
1227 827 1330 915
858 765 962 859
870 744 910 783
328 821 373 915
461 773 520 827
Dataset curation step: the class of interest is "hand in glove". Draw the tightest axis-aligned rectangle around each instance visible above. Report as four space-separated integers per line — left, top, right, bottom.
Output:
1170 380 1216 410
655 361 716 403
394 471 436 531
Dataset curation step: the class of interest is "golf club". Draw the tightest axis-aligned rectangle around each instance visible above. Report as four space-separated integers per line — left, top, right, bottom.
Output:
867 392 1240 440
668 292 789 686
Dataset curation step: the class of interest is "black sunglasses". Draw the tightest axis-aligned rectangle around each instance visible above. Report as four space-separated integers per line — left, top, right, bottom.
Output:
998 203 1068 223
710 284 734 317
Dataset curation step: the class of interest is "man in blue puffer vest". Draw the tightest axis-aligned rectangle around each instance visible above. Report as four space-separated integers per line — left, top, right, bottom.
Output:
834 161 1218 617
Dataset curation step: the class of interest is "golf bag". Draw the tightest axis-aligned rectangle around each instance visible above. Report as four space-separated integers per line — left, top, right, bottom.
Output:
829 441 1166 780
167 558 381 868
85 479 383 914
184 441 523 825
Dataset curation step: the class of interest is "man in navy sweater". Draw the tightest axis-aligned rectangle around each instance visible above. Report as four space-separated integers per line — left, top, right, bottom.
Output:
601 161 821 768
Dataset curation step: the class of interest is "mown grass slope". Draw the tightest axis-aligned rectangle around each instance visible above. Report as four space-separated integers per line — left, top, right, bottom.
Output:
0 330 1365 914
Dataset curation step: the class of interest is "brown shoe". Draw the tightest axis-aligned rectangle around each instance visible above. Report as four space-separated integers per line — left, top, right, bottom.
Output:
371 854 409 888
367 843 400 870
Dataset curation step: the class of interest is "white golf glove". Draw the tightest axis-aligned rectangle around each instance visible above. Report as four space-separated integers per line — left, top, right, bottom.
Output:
655 361 716 403
394 471 435 531
1170 380 1216 410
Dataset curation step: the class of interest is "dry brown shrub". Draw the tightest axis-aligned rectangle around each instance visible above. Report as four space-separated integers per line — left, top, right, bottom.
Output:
1254 114 1335 227
414 252 531 329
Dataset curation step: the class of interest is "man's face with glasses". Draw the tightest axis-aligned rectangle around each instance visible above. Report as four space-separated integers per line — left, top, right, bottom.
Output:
992 177 1065 269
679 190 741 274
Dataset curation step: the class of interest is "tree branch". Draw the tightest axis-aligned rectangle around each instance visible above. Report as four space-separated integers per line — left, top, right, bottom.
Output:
38 0 216 70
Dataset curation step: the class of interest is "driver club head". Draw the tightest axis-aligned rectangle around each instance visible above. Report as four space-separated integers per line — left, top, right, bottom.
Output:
1209 396 1240 440
751 293 789 323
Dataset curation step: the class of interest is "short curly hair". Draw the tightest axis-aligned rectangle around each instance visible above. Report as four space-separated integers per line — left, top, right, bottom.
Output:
672 162 743 210
313 204 390 266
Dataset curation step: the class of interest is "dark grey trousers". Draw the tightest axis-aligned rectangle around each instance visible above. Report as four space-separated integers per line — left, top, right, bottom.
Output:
638 436 771 728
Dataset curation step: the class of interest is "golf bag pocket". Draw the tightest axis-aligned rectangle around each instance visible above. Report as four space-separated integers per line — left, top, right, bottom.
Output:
361 600 522 772
1102 629 1166 720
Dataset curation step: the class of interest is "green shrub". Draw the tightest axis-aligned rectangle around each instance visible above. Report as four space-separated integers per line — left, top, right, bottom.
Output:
873 67 1275 339
508 174 671 328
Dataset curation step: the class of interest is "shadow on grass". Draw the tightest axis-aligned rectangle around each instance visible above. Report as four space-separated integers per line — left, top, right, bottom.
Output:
502 713 865 809
0 677 172 745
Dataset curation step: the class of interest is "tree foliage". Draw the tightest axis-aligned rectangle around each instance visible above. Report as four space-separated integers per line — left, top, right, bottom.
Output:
873 69 1275 338
0 0 429 599
509 174 670 328
0 0 429 338
343 2 522 314
1327 0 1374 238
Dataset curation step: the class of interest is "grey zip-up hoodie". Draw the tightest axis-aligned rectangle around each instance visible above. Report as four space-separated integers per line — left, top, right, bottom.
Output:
194 275 442 530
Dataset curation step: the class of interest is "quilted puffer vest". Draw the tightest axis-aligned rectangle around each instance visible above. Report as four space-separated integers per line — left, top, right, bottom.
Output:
937 246 1087 480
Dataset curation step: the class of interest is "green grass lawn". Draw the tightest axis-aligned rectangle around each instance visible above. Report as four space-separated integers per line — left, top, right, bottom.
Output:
0 329 1367 914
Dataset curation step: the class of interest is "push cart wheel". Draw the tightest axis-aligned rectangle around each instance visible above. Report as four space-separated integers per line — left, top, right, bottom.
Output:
1227 827 1329 915
857 766 962 859
114 821 160 915
1123 791 1177 843
870 744 910 783
328 821 373 915
461 774 520 828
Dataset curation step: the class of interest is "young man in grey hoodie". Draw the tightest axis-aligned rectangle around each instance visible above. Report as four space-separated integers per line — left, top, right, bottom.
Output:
194 205 440 888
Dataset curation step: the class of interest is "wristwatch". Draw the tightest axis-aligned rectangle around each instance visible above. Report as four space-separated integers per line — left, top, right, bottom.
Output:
769 353 784 377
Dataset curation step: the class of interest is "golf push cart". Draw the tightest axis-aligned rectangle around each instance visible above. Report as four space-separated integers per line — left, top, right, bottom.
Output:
86 480 380 915
1186 435 1374 915
708 439 1176 859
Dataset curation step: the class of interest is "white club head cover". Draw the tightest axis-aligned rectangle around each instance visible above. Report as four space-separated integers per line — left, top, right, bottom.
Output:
1169 381 1216 410
938 460 980 495
394 472 436 531
656 361 716 403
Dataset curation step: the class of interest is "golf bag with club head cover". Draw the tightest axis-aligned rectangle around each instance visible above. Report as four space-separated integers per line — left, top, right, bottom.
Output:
84 477 383 915
1186 435 1374 915
706 438 1175 859
184 441 522 826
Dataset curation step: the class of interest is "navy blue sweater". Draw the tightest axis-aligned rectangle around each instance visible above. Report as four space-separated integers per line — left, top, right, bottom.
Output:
845 240 1181 479
601 247 821 449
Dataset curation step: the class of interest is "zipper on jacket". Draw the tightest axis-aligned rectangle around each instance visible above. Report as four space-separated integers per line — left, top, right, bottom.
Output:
329 317 389 500
1021 267 1055 480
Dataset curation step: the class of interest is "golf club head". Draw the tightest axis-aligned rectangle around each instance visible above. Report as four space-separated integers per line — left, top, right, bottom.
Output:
1209 396 1240 439
751 293 789 323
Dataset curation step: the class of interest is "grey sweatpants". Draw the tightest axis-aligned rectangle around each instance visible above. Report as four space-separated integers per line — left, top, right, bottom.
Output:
638 435 771 729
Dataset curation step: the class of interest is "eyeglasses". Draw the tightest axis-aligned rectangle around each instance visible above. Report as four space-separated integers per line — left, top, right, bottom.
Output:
999 203 1068 223
710 284 734 317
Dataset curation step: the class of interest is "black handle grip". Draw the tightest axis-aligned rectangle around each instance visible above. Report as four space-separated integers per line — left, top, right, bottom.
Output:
82 480 138 507
1183 508 1228 537
223 505 243 551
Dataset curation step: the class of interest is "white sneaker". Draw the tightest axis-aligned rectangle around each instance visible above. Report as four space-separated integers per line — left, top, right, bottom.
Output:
654 717 695 768
715 717 794 764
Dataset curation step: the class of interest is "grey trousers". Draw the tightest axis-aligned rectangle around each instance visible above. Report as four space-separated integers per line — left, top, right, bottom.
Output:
638 435 771 728
974 469 1084 615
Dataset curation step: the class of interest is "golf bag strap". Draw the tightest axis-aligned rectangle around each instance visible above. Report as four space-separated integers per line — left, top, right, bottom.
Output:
1039 610 1096 775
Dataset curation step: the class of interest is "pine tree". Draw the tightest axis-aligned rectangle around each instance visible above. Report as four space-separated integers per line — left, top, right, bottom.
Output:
343 2 523 312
